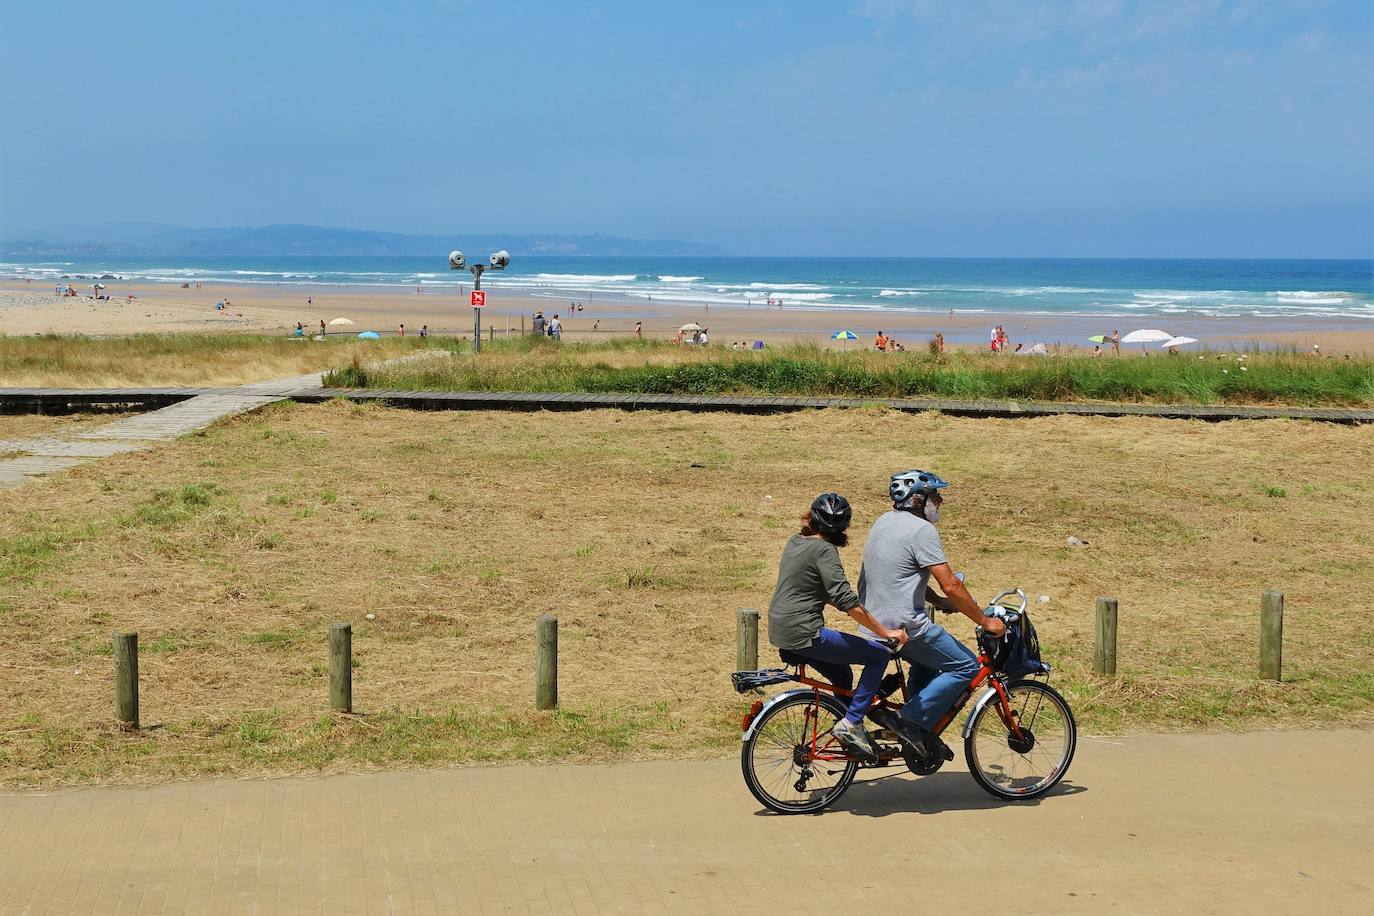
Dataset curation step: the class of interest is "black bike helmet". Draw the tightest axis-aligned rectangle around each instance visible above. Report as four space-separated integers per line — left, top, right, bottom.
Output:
809 493 853 533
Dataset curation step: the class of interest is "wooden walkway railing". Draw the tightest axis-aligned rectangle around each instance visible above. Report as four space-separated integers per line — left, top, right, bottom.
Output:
3 386 1371 423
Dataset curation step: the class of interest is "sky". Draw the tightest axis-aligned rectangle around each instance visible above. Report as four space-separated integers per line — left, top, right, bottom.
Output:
1 0 1371 257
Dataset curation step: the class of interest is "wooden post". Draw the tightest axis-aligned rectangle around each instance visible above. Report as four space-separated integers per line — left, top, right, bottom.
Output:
736 608 759 671
1093 597 1118 676
1260 590 1284 681
536 615 558 710
329 623 352 712
521 315 525 335
488 325 494 343
113 630 139 729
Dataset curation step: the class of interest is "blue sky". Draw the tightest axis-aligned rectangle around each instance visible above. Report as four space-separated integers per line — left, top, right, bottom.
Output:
1 0 1371 257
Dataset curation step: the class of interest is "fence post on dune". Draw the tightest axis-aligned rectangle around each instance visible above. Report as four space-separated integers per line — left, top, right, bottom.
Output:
736 608 759 671
536 615 558 710
1093 597 1118 677
329 623 352 712
113 630 139 729
1260 590 1284 681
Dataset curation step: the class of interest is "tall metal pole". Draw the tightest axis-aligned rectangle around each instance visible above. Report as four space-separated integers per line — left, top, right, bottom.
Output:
472 265 483 354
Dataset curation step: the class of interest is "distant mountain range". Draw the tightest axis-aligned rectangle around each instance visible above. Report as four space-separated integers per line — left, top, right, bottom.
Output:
1 224 730 258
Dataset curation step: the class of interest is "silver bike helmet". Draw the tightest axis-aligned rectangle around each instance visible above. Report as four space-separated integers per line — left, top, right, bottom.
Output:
889 469 949 508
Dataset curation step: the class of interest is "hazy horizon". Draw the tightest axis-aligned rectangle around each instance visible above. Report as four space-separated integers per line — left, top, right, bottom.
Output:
2 1 1371 259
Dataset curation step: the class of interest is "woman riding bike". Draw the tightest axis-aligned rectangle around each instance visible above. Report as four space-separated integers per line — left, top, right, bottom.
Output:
766 493 908 763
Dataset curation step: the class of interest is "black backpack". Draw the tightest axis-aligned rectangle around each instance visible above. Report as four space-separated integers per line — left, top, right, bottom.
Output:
990 613 1050 678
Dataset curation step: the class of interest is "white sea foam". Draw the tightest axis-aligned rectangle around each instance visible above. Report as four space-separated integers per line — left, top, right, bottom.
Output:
657 275 702 282
1277 296 1346 305
530 273 638 283
879 289 928 297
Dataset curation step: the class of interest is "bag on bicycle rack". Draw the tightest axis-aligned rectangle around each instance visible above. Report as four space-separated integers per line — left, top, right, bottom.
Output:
990 613 1050 678
731 669 794 693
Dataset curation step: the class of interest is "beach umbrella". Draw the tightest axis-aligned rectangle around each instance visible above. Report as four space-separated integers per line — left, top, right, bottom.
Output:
831 330 858 340
679 322 704 332
357 331 381 340
1161 336 1198 348
328 317 355 327
1121 328 1173 344
1088 335 1107 343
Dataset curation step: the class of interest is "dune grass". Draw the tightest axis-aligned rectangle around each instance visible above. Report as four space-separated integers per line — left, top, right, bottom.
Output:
0 332 451 388
324 337 1374 407
1 402 1371 786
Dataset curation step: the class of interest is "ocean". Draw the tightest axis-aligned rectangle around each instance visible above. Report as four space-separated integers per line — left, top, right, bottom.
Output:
4 256 1371 321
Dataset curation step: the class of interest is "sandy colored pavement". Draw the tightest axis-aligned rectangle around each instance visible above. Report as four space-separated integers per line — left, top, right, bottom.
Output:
4 280 1372 354
1 728 1369 914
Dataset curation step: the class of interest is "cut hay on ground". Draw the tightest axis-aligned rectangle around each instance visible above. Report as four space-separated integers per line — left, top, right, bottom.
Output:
2 402 1371 785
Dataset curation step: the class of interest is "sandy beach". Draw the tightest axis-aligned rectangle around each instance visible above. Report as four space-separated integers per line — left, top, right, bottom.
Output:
3 279 1372 356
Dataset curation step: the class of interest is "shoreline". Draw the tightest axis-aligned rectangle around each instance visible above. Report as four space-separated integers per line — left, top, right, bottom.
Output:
3 279 1373 356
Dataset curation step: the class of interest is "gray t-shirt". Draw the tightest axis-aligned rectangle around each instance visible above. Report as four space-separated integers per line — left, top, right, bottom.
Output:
857 510 947 638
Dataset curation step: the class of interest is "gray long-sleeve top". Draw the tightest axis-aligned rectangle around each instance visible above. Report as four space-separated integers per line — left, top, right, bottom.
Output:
766 534 861 651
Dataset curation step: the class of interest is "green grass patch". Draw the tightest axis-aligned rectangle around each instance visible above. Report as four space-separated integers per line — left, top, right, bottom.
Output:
321 339 1374 407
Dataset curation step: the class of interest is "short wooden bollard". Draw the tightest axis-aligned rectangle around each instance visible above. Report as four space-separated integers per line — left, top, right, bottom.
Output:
1260 590 1284 681
113 629 139 729
329 623 352 712
536 615 558 710
1093 597 1118 677
736 608 759 671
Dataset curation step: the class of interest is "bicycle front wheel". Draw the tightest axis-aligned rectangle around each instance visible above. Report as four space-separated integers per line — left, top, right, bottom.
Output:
964 679 1076 801
741 692 859 814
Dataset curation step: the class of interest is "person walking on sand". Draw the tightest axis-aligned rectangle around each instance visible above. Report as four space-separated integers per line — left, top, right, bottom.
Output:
399 323 405 337
320 319 326 337
1111 329 1121 355
934 332 945 354
532 310 546 336
549 314 562 340
990 326 1000 353
997 326 1010 353
875 330 889 352
634 321 643 339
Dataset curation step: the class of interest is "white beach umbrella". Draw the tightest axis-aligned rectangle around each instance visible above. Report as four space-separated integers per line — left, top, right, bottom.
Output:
1120 328 1173 344
328 317 355 327
679 322 704 332
1161 336 1199 348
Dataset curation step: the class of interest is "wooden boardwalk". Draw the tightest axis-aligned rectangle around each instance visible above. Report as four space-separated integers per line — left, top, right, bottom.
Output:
3 386 1371 424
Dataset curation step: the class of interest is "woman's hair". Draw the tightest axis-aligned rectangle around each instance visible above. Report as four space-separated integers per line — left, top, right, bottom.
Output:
799 510 848 548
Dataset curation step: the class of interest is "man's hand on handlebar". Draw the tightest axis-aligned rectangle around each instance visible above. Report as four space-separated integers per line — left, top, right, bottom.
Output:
981 615 1006 637
885 628 909 648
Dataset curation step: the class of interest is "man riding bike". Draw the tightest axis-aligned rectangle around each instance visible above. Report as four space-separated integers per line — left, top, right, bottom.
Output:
857 469 1006 760
766 493 909 764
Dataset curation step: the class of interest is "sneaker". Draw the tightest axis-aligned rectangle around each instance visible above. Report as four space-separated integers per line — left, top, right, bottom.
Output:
830 718 879 763
888 714 950 761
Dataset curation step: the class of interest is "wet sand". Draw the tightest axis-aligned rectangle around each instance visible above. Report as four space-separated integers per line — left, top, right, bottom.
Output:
3 279 1372 355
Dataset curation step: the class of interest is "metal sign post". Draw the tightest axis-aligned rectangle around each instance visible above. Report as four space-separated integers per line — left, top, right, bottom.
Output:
449 250 508 355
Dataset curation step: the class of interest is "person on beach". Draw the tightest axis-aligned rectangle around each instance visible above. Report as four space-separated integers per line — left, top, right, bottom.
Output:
399 323 405 337
419 325 428 338
768 493 910 763
1111 330 1121 355
700 327 709 346
990 326 1000 353
1092 344 1103 357
997 326 1010 353
933 333 945 354
532 311 546 336
875 331 889 352
549 314 562 340
857 469 1006 761
592 320 600 333
634 321 642 339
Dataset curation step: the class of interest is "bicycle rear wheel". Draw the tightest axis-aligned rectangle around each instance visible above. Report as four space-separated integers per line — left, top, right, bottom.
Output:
741 692 858 814
964 679 1076 801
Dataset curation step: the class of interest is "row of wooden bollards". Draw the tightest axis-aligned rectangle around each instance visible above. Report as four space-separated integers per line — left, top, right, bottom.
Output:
112 614 563 730
734 591 1290 683
110 593 1289 729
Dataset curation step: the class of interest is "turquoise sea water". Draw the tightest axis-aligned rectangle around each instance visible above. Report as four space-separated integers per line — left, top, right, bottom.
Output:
4 256 1371 321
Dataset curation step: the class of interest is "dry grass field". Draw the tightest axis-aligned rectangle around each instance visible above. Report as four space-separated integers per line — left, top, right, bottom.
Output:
2 402 1371 786
0 334 436 388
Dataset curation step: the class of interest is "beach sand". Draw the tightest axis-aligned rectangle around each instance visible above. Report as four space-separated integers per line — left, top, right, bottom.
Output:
3 279 1372 356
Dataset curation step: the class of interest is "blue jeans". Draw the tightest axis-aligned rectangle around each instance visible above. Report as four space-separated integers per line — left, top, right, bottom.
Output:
898 623 980 731
780 628 890 724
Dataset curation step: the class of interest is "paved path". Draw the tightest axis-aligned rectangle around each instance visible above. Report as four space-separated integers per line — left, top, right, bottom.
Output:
1 729 1369 914
0 373 322 489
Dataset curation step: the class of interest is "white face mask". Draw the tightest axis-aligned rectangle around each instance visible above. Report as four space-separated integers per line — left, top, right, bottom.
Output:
923 499 941 523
